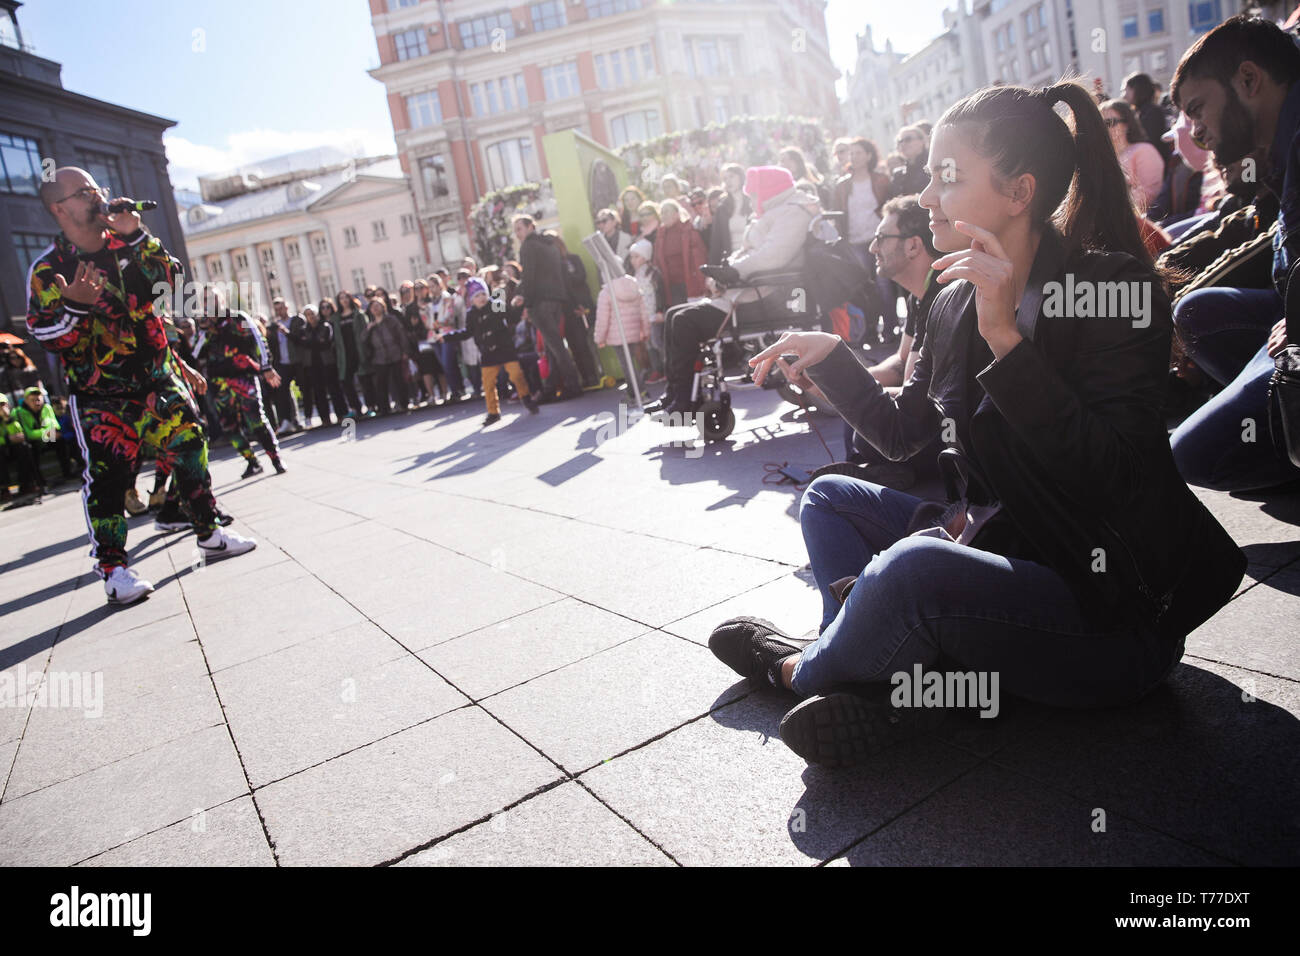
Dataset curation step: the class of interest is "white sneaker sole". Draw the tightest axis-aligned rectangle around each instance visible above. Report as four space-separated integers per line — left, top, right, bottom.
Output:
197 539 257 562
106 585 154 605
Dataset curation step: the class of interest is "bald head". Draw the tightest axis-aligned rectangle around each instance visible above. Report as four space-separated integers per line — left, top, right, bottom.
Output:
39 167 96 211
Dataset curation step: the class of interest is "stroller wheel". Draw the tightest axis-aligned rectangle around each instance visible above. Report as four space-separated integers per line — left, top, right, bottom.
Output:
776 382 810 409
697 400 736 442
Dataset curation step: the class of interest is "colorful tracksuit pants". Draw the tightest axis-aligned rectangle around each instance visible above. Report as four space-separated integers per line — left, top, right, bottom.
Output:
212 375 279 463
70 384 218 574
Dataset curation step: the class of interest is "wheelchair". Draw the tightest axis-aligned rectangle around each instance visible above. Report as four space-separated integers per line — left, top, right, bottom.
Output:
686 212 846 442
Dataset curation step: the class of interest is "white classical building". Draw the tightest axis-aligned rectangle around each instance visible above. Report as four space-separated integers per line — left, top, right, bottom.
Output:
842 26 905 150
182 152 427 315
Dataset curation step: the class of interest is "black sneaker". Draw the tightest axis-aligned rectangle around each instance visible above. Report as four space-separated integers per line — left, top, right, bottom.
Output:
806 460 916 491
240 459 263 479
214 508 235 527
707 616 805 690
271 458 286 475
482 412 501 426
523 395 539 414
778 688 948 768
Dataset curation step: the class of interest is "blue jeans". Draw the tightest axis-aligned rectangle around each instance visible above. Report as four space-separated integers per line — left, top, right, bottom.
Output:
435 340 464 396
1170 287 1300 491
791 476 1179 708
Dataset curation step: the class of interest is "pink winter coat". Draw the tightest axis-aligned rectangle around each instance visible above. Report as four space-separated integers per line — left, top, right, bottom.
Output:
594 275 650 346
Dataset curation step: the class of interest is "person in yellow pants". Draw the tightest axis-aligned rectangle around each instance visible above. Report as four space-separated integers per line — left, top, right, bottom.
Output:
435 278 539 427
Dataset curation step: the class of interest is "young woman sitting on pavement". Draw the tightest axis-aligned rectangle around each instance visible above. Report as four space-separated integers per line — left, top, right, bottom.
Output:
707 81 1247 768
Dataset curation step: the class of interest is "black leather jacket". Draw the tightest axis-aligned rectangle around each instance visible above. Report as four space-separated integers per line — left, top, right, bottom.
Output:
808 229 1245 642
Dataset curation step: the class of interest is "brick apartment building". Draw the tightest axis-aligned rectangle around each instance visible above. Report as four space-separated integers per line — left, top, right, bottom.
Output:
367 0 839 264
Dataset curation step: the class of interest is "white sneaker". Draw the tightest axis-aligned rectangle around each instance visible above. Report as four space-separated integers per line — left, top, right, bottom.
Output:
275 420 293 436
196 527 257 561
105 566 154 605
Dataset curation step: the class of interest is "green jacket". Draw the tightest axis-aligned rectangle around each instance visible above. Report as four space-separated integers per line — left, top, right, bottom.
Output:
2 416 23 444
14 402 57 442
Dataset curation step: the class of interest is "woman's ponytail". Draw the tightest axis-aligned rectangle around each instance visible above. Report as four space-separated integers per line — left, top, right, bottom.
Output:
1041 81 1150 266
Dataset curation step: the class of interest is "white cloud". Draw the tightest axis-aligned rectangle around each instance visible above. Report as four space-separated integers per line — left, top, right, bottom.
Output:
164 127 397 190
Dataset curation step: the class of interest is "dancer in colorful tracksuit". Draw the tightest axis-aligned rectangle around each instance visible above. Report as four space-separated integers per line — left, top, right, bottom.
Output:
26 167 256 604
195 300 286 479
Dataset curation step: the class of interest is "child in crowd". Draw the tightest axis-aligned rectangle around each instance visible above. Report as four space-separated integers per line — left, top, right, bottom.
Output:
594 252 653 400
627 238 668 383
51 395 83 476
436 278 539 427
15 386 72 488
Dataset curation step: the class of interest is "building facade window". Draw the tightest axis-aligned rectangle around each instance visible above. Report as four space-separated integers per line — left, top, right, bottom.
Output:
351 268 366 290
585 0 640 18
380 261 397 288
401 213 417 234
595 43 654 89
260 247 275 266
542 61 581 100
294 280 310 307
76 150 124 196
14 232 56 276
470 73 527 116
286 239 300 259
389 0 419 8
0 132 42 195
409 256 422 279
343 226 359 247
1150 48 1168 72
207 257 224 277
1121 15 1138 39
458 11 513 49
530 1 566 32
1148 8 1166 33
234 253 249 270
1188 1 1222 34
418 154 450 200
320 274 337 299
372 219 388 241
406 90 442 128
394 27 428 61
311 235 327 255
609 109 661 147
684 36 739 77
484 137 538 189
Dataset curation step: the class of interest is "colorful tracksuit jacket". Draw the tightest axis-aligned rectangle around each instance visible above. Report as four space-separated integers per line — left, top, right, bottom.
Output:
25 230 183 397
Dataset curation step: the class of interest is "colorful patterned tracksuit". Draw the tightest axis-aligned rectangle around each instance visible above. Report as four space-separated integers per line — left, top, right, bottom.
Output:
195 313 281 466
26 229 219 576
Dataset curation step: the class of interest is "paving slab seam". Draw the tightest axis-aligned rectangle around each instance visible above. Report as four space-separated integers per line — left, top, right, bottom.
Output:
1231 555 1300 601
377 776 575 867
167 547 283 866
978 753 1250 866
817 753 996 867
567 686 765 778
568 777 683 866
459 633 653 704
69 791 256 866
1180 652 1300 686
1 575 86 804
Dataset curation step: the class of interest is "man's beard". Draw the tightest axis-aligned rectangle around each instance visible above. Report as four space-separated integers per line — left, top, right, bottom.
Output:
1212 85 1258 166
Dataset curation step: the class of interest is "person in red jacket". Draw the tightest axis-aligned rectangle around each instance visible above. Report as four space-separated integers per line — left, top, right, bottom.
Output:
652 199 708 307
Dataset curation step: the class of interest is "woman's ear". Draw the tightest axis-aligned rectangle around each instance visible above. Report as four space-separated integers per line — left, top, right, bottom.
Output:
1007 172 1037 217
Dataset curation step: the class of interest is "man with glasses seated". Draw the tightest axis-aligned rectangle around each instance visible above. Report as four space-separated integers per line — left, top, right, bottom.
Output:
799 195 949 490
27 167 256 606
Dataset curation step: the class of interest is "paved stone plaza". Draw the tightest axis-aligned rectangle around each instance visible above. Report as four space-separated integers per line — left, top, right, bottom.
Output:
1 382 1298 866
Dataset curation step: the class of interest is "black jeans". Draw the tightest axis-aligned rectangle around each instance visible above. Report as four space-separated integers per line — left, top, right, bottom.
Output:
663 298 767 384
372 362 410 413
304 362 348 425
269 363 300 425
530 300 582 393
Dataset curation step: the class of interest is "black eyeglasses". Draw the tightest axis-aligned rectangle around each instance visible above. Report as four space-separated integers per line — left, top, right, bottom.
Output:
872 232 910 243
54 185 108 204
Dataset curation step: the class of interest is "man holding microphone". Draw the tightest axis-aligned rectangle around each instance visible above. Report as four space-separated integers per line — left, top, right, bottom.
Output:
27 166 256 605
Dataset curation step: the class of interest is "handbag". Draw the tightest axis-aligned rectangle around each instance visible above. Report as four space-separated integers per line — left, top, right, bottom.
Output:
1267 260 1300 468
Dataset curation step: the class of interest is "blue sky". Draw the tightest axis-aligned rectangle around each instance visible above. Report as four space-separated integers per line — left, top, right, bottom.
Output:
17 0 949 189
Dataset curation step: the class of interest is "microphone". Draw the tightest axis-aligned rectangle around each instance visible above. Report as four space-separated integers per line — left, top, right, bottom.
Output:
103 199 158 214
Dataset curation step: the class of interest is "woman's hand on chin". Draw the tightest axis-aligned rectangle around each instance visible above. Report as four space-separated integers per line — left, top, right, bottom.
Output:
933 219 1023 360
748 331 840 386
